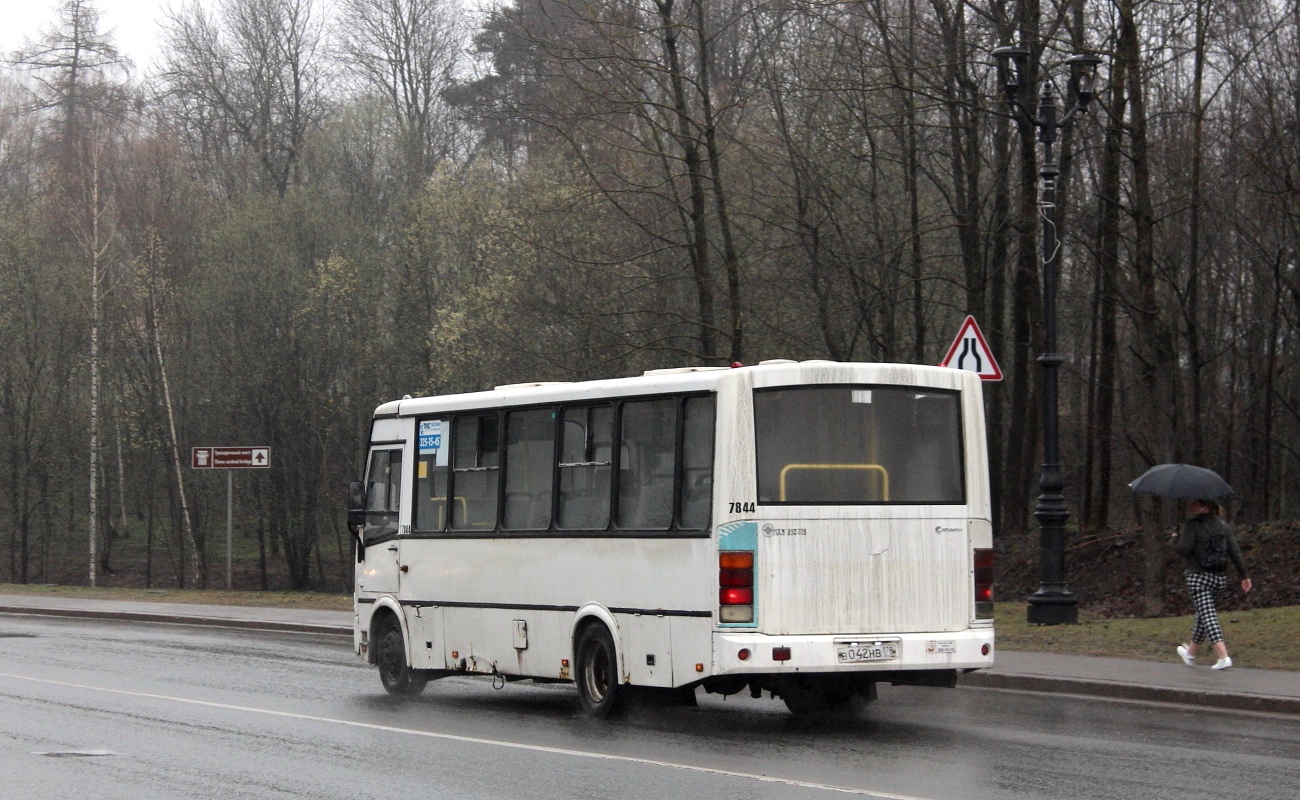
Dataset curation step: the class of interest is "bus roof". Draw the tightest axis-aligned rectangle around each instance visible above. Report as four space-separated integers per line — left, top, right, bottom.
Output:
374 361 975 418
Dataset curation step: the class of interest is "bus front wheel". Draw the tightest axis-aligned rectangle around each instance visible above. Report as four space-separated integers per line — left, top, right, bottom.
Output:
376 614 428 697
574 623 624 718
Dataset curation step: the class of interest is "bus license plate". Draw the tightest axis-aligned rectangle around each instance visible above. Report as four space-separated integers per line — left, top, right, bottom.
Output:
836 643 896 663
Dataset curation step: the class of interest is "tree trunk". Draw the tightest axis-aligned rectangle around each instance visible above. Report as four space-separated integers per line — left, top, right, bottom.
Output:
1185 0 1208 465
656 0 717 362
88 146 102 588
1083 42 1128 531
1120 0 1172 616
693 0 743 364
987 103 1012 537
149 269 202 588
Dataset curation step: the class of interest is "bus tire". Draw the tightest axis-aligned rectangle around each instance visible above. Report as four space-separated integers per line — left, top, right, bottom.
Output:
574 623 623 718
780 676 864 720
376 613 427 697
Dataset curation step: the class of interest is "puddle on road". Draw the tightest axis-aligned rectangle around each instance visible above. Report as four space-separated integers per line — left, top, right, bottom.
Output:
34 749 124 758
0 633 38 638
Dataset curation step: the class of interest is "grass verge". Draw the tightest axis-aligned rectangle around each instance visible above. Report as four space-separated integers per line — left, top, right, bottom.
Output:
995 603 1299 671
0 583 351 611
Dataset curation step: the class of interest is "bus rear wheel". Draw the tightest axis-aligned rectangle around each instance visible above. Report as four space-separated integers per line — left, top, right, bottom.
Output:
574 623 623 718
780 676 866 719
376 614 428 697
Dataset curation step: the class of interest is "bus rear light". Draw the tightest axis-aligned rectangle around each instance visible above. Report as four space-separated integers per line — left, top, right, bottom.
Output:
719 551 755 624
974 548 995 619
772 647 791 662
719 551 753 569
720 606 753 623
719 568 753 587
737 648 751 661
719 587 753 605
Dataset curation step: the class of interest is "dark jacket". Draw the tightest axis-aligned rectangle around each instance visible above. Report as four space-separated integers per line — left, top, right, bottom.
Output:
1173 514 1248 578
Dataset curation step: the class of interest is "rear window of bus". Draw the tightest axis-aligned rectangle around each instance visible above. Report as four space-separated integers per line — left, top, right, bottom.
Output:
754 385 964 505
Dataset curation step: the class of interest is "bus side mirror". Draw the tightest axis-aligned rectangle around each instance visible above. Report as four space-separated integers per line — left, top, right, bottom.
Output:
347 481 366 530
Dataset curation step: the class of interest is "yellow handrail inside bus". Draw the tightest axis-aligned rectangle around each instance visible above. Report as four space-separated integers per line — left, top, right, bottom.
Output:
778 464 890 502
426 495 469 529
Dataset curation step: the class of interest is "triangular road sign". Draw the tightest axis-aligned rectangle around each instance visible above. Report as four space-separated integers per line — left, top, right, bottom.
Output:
939 315 1003 381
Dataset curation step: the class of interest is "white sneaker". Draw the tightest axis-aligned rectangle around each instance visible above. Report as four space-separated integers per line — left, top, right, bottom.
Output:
1212 657 1233 671
1176 644 1195 666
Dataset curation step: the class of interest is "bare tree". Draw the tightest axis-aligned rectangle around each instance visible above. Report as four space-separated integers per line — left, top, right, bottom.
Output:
161 0 326 196
10 0 129 587
336 0 465 186
133 236 203 587
8 0 126 150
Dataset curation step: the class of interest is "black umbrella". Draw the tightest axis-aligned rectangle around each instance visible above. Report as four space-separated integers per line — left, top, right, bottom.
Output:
1129 463 1235 500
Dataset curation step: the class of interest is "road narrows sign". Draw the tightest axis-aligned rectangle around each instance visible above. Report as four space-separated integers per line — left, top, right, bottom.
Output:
939 316 1003 381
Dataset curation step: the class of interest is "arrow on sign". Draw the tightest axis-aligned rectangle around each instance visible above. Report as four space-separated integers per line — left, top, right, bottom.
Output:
939 316 1003 381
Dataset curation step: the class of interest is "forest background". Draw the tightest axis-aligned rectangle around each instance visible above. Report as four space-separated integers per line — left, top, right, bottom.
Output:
1 0 1297 614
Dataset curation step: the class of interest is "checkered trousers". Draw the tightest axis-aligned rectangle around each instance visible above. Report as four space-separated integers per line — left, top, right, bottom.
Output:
1187 571 1229 645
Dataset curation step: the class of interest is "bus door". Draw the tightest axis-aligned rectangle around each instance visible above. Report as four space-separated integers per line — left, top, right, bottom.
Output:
359 446 404 594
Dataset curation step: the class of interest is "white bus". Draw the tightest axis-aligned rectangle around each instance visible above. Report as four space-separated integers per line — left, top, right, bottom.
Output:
346 360 995 717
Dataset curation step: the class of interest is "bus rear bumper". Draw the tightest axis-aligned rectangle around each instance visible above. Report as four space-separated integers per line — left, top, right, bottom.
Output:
712 628 994 675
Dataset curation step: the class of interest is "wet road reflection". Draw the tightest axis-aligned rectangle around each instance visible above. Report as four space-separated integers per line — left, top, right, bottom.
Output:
1 615 1295 799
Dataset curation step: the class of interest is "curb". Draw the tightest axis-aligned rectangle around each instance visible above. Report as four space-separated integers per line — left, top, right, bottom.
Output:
959 671 1300 716
0 605 352 638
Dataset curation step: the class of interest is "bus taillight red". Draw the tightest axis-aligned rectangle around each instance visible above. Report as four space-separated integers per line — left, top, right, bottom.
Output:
720 587 753 605
974 548 994 619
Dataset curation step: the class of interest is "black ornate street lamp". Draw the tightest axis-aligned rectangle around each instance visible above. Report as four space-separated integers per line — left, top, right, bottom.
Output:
992 45 1102 625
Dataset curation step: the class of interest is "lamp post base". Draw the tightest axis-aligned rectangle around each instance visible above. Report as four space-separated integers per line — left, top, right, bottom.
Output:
1026 591 1079 625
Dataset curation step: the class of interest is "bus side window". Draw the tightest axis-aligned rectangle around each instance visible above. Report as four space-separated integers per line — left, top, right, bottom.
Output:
617 399 675 530
366 451 390 512
679 396 715 529
388 450 403 511
414 421 449 531
365 449 402 542
558 406 613 529
503 408 555 530
451 415 500 530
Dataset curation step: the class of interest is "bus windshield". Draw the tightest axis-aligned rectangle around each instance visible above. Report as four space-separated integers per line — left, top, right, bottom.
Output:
754 385 964 505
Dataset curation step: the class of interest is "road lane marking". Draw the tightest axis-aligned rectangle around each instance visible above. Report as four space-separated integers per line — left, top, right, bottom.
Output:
1 671 934 799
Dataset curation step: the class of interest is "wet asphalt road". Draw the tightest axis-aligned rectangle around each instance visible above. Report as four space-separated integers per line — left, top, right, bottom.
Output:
0 616 1296 800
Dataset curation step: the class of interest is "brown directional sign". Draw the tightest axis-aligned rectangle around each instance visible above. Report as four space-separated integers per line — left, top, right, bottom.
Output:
191 447 271 469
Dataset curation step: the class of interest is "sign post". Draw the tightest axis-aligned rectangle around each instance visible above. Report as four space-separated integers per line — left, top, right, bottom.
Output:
226 470 233 592
192 447 271 590
939 315 1003 381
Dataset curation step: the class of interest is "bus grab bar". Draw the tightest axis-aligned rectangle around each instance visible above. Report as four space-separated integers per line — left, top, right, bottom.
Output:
777 464 890 502
427 496 470 529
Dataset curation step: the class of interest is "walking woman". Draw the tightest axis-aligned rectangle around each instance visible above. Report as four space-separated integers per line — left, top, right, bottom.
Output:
1171 499 1252 670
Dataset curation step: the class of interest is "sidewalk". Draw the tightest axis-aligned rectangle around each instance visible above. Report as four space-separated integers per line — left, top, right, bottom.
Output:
2 593 1296 715
961 650 1300 715
0 593 350 636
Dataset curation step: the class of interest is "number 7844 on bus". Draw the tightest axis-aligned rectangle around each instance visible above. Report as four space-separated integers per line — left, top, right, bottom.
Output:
345 360 995 718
